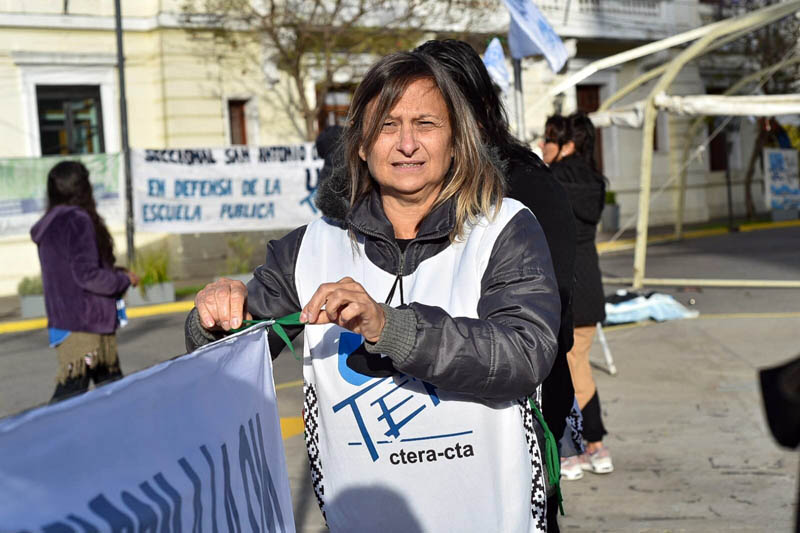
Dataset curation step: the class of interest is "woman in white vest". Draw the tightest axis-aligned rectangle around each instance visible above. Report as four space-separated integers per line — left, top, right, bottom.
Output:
186 50 561 532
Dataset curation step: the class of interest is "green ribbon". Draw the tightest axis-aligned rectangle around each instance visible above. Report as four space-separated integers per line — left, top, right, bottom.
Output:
231 311 304 361
528 396 564 515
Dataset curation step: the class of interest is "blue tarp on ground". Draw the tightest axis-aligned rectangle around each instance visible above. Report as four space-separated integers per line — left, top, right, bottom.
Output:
605 291 699 324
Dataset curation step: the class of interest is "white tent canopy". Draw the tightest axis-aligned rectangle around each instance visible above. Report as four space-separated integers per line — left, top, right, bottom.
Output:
590 93 800 128
656 93 800 117
589 104 644 129
552 0 800 289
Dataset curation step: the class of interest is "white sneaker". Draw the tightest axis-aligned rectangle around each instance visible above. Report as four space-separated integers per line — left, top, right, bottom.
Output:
579 445 614 474
560 455 584 480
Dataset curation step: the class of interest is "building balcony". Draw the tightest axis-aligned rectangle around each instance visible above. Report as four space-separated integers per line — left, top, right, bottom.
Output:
538 0 701 42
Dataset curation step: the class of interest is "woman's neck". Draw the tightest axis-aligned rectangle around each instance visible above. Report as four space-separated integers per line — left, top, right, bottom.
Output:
380 191 440 239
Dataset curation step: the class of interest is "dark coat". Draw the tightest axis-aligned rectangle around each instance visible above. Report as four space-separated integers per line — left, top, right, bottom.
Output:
550 154 606 326
31 205 130 334
506 149 576 442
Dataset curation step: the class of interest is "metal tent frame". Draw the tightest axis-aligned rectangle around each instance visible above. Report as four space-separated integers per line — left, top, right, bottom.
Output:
552 0 800 290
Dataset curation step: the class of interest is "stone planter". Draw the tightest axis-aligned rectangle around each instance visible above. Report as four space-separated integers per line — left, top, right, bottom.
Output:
126 282 176 307
601 203 620 233
20 294 46 319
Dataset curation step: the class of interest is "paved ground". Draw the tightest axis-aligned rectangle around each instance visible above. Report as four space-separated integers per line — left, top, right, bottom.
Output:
558 317 799 532
1 225 798 531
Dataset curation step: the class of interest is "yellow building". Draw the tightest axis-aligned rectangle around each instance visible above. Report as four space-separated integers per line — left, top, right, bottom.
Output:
0 0 305 158
0 0 306 295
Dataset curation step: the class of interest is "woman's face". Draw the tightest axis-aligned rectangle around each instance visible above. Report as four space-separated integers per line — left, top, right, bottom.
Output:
360 78 453 204
539 137 560 165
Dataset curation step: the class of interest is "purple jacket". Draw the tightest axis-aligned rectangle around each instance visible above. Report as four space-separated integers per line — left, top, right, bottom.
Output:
31 205 130 334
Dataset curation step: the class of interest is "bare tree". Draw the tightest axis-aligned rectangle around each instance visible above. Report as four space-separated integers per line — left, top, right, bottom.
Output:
180 0 495 141
713 0 800 218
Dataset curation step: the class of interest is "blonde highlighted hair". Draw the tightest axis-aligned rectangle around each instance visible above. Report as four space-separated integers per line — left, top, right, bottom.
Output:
343 51 505 240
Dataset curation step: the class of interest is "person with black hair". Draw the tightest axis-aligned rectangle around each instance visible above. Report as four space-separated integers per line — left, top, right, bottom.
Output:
543 111 613 476
314 124 348 221
31 161 138 401
415 38 577 531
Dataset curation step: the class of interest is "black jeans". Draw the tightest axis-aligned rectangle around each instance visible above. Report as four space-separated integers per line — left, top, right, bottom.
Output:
582 391 608 443
547 494 561 533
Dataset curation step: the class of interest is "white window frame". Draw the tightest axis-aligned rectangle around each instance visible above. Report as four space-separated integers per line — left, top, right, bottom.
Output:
14 52 119 157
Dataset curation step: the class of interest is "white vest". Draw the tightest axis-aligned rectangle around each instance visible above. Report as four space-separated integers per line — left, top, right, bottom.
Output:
295 198 547 532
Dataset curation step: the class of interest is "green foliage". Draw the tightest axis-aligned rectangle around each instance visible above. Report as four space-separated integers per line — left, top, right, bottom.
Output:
175 285 206 299
226 235 255 275
17 276 43 296
605 190 617 205
133 248 171 293
784 124 800 152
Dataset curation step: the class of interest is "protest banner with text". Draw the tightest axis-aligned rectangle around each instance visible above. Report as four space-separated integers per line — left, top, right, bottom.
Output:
0 327 295 532
133 145 324 233
763 148 800 211
0 153 122 237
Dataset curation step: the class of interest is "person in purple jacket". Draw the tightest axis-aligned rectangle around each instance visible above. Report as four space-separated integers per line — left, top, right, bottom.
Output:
30 161 139 402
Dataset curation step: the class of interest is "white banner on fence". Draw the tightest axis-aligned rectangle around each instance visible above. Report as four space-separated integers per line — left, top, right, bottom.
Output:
0 327 295 532
763 148 800 211
0 153 123 237
133 145 324 233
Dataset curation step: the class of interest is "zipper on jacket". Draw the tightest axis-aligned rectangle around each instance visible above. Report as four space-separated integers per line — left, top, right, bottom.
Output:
347 221 408 306
384 248 405 306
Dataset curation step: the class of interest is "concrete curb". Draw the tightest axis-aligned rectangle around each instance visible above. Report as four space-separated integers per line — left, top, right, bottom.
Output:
597 219 800 255
0 300 194 335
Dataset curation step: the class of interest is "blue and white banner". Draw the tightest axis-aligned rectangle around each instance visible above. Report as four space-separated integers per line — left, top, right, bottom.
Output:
504 0 568 71
483 37 511 93
0 153 122 237
0 327 295 532
133 145 324 233
763 148 800 211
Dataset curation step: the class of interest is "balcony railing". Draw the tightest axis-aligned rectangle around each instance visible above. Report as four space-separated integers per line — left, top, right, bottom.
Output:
538 0 699 41
576 0 662 16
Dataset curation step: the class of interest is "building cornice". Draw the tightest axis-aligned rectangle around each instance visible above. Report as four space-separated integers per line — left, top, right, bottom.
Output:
0 12 186 32
11 50 117 66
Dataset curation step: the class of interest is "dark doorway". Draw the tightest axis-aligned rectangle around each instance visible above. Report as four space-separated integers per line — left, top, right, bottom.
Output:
705 87 728 171
228 99 248 145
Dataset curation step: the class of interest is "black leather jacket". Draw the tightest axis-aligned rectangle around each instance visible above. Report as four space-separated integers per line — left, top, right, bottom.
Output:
186 188 560 401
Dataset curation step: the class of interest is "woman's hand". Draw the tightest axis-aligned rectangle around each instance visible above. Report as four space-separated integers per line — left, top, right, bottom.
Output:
126 271 140 287
301 277 386 343
195 278 252 331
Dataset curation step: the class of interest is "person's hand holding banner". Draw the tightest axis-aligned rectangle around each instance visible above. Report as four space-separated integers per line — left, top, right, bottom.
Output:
195 278 252 331
300 276 386 343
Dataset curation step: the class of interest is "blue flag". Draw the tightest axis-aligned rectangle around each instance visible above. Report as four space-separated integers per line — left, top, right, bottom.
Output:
482 37 511 92
504 0 568 72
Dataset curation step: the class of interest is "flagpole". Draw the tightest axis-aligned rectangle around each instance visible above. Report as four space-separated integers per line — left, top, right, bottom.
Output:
114 0 135 267
513 58 526 141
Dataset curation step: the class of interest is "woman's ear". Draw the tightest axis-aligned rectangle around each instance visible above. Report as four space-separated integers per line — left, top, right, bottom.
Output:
358 146 367 162
560 140 576 158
